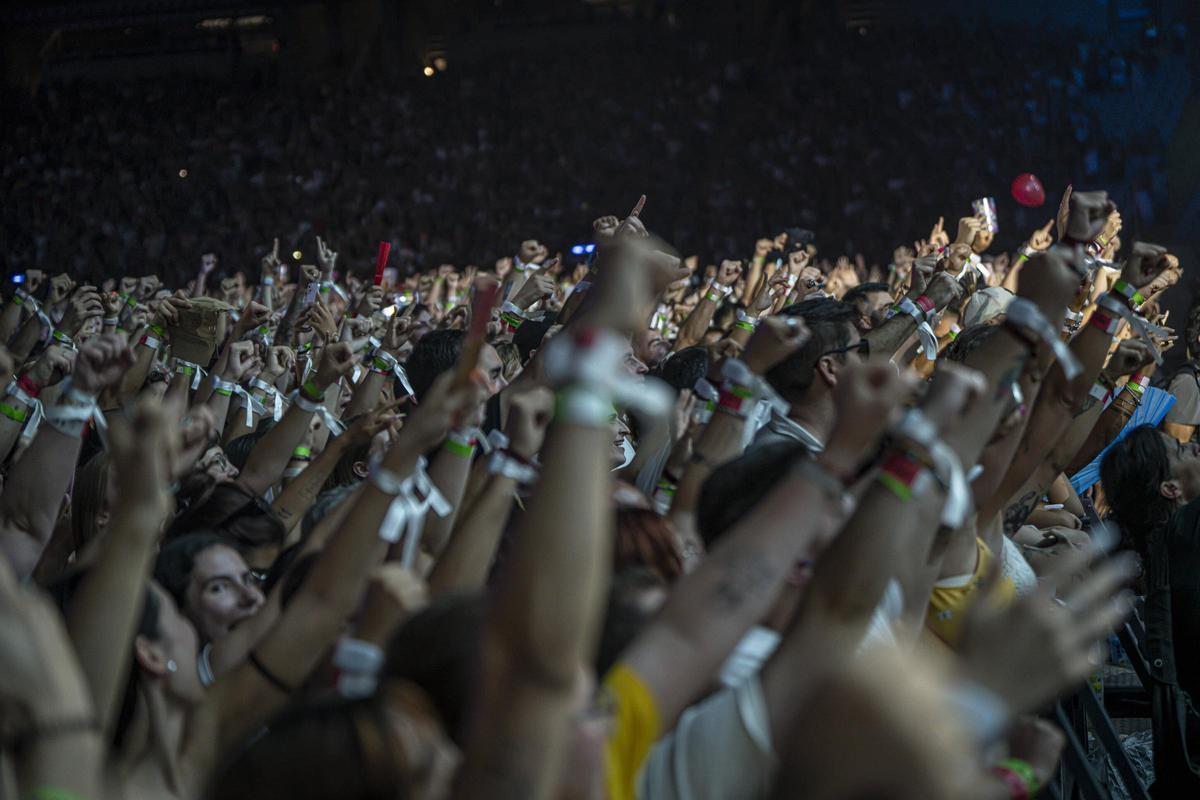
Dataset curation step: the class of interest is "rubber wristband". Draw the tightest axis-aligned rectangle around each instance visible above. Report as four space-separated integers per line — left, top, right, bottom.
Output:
300 379 324 403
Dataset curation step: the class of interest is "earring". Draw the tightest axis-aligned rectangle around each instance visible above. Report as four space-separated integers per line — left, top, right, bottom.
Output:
166 659 178 673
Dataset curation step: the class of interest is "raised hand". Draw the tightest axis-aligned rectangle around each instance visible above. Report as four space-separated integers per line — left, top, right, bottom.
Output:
222 340 259 382
593 216 621 241
959 548 1137 713
233 301 271 340
58 284 105 335
402 370 490 449
152 294 192 328
510 273 556 310
264 346 295 381
1101 339 1155 383
72 334 136 394
744 316 811 374
504 385 554 459
954 216 983 247
1120 242 1175 294
1063 189 1115 243
299 263 321 286
518 240 549 265
354 285 385 318
824 362 916 474
47 273 76 305
313 341 355 389
316 235 338 276
108 394 177 519
262 238 282 281
383 315 412 354
1028 219 1055 252
22 344 75 388
929 216 949 249
345 402 403 446
715 259 743 287
755 238 775 259
300 302 338 343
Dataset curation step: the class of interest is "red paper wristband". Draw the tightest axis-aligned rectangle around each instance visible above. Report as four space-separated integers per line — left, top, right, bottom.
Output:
914 295 936 315
16 374 40 398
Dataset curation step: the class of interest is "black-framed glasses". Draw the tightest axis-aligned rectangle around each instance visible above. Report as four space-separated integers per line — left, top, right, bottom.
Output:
822 339 870 362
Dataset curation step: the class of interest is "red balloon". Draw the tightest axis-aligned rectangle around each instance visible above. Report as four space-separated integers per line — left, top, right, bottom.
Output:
1011 173 1046 207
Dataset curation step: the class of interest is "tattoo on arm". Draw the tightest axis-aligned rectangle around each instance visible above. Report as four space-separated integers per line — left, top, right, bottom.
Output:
1003 490 1039 535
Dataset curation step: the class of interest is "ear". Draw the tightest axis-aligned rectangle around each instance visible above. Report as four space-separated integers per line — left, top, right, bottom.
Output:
1160 479 1185 502
815 355 839 388
134 634 169 678
352 460 369 480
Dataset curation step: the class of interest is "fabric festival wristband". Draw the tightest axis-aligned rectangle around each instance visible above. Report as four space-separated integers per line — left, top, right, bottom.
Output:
876 451 929 501
947 324 961 341
705 283 732 303
16 374 41 399
1089 308 1120 336
1004 298 1083 380
43 399 97 437
103 316 119 327
717 383 753 418
172 359 206 390
1096 292 1168 365
1089 381 1113 405
211 376 235 397
138 335 162 351
554 387 614 427
333 637 385 699
913 295 936 315
1110 279 1144 309
734 309 758 332
290 389 323 414
488 450 539 484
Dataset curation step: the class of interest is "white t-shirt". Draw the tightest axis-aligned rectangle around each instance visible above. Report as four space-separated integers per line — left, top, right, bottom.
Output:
1000 536 1038 597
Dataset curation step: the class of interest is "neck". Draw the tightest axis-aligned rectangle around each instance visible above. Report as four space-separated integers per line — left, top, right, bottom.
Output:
123 681 188 795
787 394 834 446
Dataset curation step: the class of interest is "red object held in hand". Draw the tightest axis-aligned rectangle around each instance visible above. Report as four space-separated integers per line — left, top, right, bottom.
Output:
1011 173 1046 207
374 241 391 286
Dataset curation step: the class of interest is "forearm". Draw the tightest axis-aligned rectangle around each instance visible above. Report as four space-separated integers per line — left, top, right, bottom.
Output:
0 298 23 342
116 335 157 401
674 298 718 351
0 426 83 579
344 370 388 419
428 473 516 595
669 410 746 520
65 506 162 731
0 392 31 464
420 440 475 559
863 315 916 360
271 437 352 533
10 312 46 364
238 403 315 496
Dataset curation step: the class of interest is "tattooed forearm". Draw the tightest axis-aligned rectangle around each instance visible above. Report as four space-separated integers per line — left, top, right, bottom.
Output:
1003 490 1039 535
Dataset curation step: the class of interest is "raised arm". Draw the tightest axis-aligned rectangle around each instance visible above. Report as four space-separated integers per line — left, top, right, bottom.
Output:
237 341 354 496
64 396 172 733
673 260 740 351
617 360 904 734
0 336 133 579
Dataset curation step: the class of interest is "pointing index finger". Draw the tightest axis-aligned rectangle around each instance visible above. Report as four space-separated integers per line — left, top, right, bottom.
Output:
630 194 646 218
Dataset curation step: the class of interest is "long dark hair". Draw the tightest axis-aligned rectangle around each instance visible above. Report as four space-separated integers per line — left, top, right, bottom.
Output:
1100 425 1175 556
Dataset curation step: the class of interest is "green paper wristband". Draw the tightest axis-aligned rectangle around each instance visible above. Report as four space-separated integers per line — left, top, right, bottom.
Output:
0 402 28 423
148 323 164 337
300 380 324 402
996 758 1038 794
292 445 313 459
442 438 476 459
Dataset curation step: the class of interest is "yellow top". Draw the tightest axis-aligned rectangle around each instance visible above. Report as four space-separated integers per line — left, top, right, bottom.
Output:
926 537 1015 647
603 663 661 800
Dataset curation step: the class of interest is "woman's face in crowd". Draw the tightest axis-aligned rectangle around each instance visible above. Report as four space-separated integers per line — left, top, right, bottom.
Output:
1162 432 1200 504
198 445 239 483
610 415 633 468
183 544 265 642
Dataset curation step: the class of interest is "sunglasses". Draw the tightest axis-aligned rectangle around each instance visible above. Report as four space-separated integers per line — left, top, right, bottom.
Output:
822 339 870 361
